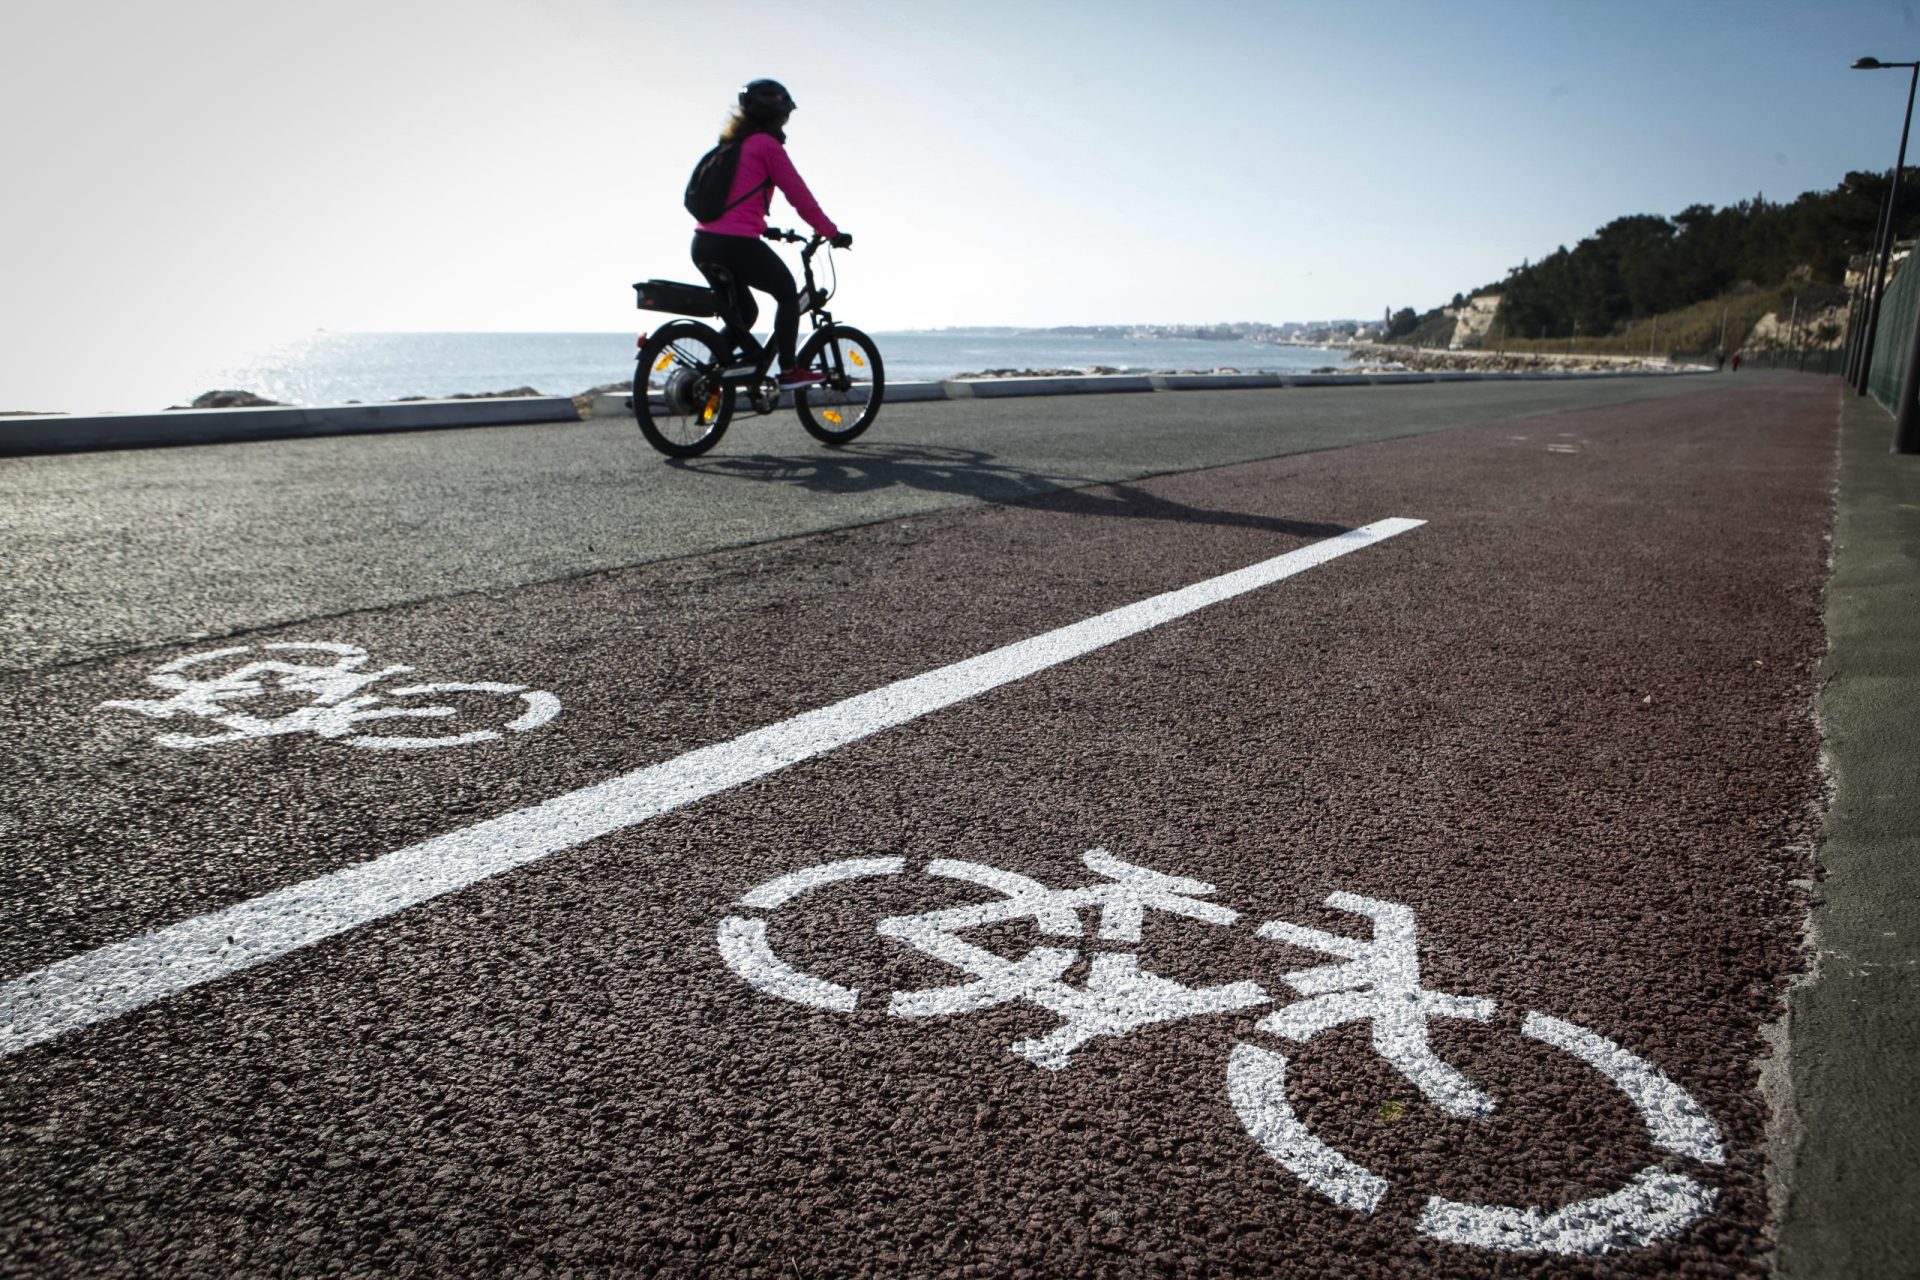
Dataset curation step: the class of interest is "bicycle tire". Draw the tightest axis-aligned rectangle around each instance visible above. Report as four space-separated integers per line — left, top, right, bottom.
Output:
795 324 884 446
635 320 735 458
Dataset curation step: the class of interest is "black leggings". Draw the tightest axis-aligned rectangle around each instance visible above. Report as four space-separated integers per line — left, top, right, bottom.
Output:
691 231 800 370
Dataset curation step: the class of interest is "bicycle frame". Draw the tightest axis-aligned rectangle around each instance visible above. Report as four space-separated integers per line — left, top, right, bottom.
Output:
699 229 847 396
631 229 880 456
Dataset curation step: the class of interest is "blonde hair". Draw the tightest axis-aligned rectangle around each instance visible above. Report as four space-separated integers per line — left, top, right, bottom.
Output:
719 107 785 145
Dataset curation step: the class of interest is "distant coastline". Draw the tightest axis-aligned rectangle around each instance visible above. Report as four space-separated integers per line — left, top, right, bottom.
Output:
11 330 1687 418
0 330 1359 417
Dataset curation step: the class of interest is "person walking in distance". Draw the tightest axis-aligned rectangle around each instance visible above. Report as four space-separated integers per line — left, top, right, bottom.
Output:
691 80 852 389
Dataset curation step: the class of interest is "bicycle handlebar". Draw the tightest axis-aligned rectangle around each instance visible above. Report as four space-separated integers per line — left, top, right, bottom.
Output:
761 228 817 244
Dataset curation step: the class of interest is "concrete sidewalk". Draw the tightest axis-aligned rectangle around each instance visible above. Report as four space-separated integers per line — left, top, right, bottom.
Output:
1772 389 1920 1277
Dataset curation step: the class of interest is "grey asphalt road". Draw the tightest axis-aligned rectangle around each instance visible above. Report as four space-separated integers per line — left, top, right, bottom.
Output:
0 376 1735 674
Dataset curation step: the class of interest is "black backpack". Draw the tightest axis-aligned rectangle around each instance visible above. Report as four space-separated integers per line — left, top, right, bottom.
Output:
684 142 771 222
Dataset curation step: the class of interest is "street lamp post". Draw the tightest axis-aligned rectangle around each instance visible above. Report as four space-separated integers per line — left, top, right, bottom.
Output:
1847 168 1898 384
1845 243 1873 383
1850 57 1920 402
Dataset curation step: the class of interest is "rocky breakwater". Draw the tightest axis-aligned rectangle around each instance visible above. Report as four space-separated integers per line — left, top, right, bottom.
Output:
168 387 552 410
952 366 1127 379
574 381 632 415
169 389 285 409
1347 347 1677 375
950 366 1252 379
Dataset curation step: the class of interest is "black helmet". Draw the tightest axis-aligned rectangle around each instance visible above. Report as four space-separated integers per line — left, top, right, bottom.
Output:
739 79 796 122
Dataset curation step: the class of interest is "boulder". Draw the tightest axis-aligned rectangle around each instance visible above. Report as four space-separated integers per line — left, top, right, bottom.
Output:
573 381 632 416
185 389 283 409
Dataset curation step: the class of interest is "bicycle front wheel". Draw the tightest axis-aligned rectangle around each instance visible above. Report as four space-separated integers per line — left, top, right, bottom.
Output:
795 325 884 445
635 320 734 457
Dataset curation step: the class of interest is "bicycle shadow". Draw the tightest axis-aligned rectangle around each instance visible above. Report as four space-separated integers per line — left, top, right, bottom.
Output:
668 442 1351 539
667 442 1078 503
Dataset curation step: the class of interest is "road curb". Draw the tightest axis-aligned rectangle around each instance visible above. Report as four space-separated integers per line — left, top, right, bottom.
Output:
0 397 582 457
4 371 1711 452
589 367 1708 419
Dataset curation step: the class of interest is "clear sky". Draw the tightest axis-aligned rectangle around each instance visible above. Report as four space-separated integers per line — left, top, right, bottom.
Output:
2 0 1917 409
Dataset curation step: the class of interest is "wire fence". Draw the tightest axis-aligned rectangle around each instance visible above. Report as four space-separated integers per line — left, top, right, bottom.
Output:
1750 347 1847 375
1868 256 1920 410
1668 349 1848 375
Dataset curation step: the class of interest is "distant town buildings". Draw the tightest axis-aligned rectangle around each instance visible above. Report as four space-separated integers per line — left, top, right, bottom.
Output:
956 319 1405 347
1043 321 1371 345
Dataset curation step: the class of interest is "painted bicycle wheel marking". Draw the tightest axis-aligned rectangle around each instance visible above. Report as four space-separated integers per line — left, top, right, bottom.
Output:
97 641 561 751
720 849 1726 1257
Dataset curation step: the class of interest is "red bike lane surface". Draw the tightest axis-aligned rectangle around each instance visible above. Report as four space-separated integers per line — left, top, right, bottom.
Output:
0 381 1832 1276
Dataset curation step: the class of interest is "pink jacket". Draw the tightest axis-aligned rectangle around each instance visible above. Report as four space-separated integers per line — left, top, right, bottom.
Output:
696 132 839 239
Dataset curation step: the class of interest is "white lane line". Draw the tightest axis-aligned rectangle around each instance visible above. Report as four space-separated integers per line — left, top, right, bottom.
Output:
0 517 1424 1058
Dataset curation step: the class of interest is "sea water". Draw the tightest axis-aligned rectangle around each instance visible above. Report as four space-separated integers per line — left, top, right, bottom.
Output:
145 330 1352 411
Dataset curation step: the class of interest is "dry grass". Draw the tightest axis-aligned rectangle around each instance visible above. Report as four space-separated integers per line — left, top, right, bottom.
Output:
1477 287 1799 357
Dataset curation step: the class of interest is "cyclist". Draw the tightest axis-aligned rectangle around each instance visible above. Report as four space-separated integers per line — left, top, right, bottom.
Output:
692 79 852 389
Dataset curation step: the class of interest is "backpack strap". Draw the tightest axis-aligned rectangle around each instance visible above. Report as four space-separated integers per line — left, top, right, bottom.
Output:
720 173 773 216
716 136 774 216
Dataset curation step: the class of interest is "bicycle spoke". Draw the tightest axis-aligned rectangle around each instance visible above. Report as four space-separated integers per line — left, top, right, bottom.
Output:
795 325 884 445
636 322 734 456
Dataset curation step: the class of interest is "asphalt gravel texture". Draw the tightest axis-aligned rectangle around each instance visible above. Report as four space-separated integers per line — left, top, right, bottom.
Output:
0 375 1736 673
0 376 1835 1276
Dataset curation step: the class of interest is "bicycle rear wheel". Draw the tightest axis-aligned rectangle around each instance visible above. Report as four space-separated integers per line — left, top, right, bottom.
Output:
635 320 735 457
795 324 884 445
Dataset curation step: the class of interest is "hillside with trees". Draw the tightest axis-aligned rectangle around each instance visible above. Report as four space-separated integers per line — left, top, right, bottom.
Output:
1391 168 1920 349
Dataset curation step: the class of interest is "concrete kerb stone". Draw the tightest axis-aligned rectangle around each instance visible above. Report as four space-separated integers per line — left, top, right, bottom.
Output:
593 382 944 419
955 374 1156 398
885 383 950 403
593 371 1521 418
0 397 580 457
1283 374 1372 387
1149 373 1285 391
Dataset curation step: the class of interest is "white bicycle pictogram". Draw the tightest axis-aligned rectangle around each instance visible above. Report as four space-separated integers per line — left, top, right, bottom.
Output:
98 641 561 751
717 848 1727 1257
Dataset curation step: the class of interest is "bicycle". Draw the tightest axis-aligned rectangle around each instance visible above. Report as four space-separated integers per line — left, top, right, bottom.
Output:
631 229 885 458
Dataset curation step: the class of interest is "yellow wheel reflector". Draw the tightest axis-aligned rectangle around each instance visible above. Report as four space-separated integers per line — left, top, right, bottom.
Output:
849 349 865 368
824 410 843 424
702 392 721 422
655 354 673 372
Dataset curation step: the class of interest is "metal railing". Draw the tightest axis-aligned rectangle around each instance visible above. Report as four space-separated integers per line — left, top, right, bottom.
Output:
1868 254 1920 409
1760 347 1848 375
